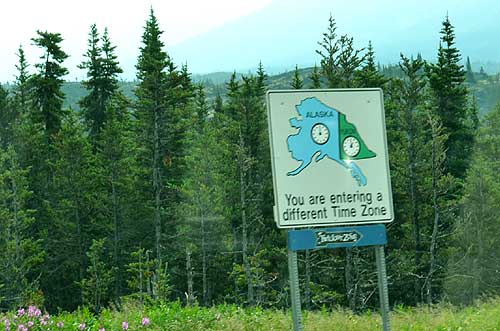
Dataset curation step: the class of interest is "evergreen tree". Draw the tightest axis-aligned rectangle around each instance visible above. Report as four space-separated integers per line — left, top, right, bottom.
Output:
355 41 388 88
336 35 365 88
465 56 475 83
426 16 471 180
135 9 194 301
309 64 322 88
79 238 114 313
79 25 123 142
0 147 43 310
0 85 13 148
316 14 340 87
291 65 304 89
30 31 68 141
13 46 30 115
446 104 500 304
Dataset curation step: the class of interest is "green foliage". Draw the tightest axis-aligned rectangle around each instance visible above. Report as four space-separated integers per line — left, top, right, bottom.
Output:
0 147 43 310
79 238 114 313
446 104 500 304
29 30 69 140
426 16 472 180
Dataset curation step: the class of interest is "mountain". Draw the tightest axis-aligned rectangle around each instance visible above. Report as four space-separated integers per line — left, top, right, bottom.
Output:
168 0 500 74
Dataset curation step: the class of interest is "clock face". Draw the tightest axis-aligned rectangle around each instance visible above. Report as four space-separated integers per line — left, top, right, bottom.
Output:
311 123 330 145
343 136 360 157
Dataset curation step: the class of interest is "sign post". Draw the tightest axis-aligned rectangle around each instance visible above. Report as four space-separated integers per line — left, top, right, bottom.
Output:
266 89 394 330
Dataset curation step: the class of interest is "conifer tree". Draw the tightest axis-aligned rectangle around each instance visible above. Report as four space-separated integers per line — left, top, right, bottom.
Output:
309 64 322 88
79 25 123 142
30 31 68 141
135 9 194 300
355 41 387 88
13 46 30 115
427 16 471 180
0 147 43 310
135 8 171 273
0 86 13 148
465 56 475 83
316 14 340 87
291 65 304 89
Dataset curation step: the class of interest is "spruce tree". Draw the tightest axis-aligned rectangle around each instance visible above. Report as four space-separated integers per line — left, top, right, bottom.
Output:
465 56 475 83
135 9 194 301
0 147 43 310
427 16 470 180
30 30 68 141
316 14 340 87
79 25 123 142
309 64 322 88
355 41 388 88
291 65 304 89
13 46 30 115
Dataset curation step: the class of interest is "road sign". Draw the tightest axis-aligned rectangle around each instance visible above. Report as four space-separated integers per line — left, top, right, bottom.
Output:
266 89 394 228
288 224 387 251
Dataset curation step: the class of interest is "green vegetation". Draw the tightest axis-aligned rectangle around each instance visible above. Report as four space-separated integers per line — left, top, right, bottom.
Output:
5 299 500 330
1 7 500 328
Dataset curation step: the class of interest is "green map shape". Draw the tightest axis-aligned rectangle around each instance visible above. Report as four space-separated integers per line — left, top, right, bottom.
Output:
339 113 377 160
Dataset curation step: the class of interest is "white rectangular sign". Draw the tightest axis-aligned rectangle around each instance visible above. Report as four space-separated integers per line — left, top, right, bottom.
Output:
266 89 394 228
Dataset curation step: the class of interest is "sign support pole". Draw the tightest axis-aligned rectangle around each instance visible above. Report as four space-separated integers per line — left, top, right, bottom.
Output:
288 245 303 331
375 245 391 331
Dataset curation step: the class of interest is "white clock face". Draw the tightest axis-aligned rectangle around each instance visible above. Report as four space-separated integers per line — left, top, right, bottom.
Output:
311 123 330 145
343 136 360 157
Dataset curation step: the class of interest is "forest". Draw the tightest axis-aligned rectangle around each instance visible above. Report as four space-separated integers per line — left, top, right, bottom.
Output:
0 8 499 320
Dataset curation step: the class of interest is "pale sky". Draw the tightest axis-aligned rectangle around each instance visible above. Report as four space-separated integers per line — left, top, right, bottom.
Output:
0 0 272 83
2 0 500 83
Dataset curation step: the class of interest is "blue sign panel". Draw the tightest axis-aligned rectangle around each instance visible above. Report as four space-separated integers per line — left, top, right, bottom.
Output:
288 224 387 251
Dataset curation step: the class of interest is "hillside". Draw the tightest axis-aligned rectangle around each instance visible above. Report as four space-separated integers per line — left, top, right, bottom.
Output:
60 68 500 115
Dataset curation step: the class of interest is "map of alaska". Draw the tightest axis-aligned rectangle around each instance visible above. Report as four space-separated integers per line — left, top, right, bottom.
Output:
287 97 376 186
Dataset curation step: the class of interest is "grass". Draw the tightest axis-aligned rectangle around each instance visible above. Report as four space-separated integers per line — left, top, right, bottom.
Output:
4 298 500 330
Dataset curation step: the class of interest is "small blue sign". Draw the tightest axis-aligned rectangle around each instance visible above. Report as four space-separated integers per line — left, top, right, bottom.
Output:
288 224 387 251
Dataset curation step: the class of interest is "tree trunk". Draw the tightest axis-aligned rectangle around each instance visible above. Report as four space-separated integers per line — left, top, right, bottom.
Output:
239 131 254 305
186 247 195 305
153 110 162 279
304 249 311 310
201 213 208 306
427 127 440 306
111 174 121 300
346 248 355 311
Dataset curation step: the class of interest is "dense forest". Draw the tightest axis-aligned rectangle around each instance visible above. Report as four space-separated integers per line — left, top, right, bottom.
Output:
0 9 499 316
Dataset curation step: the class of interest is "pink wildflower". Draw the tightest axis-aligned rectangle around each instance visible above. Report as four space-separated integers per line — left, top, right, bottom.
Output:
27 321 34 327
17 324 27 331
122 321 129 330
79 323 86 330
56 321 64 328
141 317 150 326
99 328 106 331
17 309 25 317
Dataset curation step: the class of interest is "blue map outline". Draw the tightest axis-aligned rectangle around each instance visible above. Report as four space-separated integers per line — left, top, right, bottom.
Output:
286 97 368 186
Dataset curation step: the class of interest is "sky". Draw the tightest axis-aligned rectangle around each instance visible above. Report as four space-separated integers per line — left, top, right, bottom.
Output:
1 0 500 83
0 0 272 82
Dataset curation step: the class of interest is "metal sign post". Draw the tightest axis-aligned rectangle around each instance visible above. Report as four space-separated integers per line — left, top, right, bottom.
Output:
288 245 303 331
287 225 391 330
375 245 391 331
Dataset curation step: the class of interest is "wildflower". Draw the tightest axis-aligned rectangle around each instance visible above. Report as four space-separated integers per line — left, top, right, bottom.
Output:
27 321 34 327
141 317 150 326
27 306 41 318
56 321 64 328
17 324 28 331
99 328 106 331
122 321 129 330
17 309 25 317
79 323 86 330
